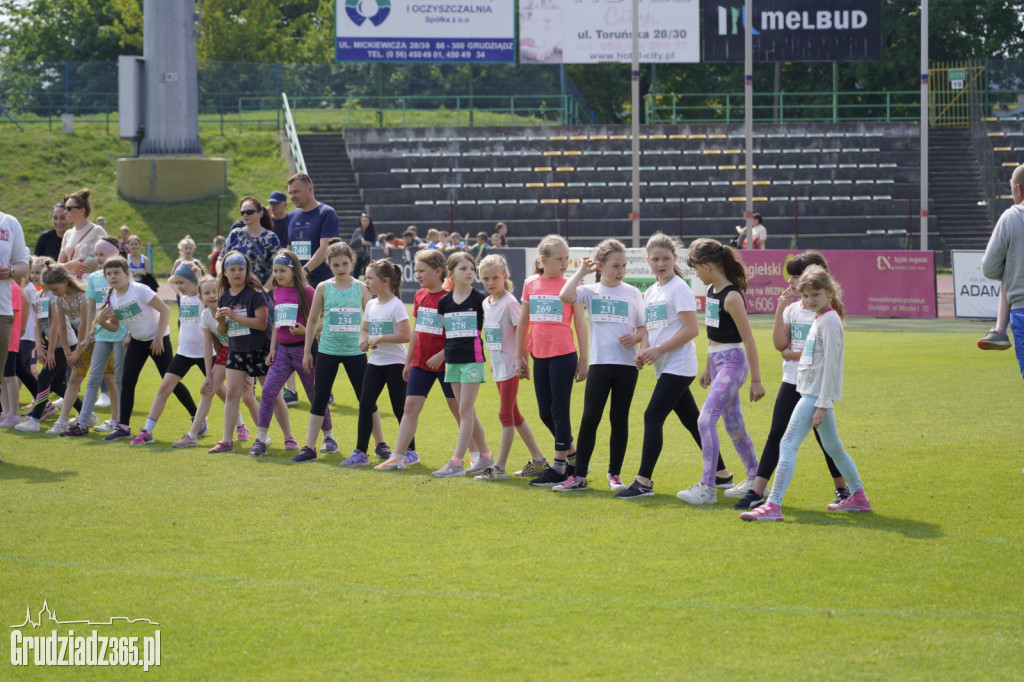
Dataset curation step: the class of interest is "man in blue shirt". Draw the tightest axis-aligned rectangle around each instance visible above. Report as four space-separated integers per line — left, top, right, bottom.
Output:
267 191 290 248
286 173 339 286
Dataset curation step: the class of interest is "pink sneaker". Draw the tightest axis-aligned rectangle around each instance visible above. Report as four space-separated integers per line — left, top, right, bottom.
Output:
827 487 872 512
236 424 250 441
740 502 784 521
283 437 299 451
207 440 234 454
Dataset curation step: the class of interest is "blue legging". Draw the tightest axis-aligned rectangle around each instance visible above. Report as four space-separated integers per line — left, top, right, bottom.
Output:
697 347 758 486
768 394 864 506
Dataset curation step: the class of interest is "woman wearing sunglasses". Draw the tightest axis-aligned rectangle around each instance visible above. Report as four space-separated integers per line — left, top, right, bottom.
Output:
59 188 108 281
218 196 282 288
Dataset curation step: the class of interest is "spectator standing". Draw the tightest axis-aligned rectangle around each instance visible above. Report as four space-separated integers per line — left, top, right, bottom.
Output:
59 188 108 280
982 164 1024 380
735 213 767 250
219 197 282 287
267 191 290 247
0 210 31 376
495 222 508 247
286 173 340 287
35 203 70 260
351 213 376 279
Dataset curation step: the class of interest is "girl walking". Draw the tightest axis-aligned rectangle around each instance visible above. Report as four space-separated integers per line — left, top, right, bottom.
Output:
731 252 850 510
514 235 588 486
299 241 389 463
340 260 411 466
677 238 763 505
431 252 493 477
741 266 871 521
553 240 644 492
474 254 545 480
207 252 272 453
616 233 735 499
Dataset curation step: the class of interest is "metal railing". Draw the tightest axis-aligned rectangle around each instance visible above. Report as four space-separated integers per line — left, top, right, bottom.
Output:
282 93 306 175
645 91 922 124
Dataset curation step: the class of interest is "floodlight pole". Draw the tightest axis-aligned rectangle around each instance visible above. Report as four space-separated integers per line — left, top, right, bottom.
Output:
920 1 929 251
630 0 641 247
744 0 754 246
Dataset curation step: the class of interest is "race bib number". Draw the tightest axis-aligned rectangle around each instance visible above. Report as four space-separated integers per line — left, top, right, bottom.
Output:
415 307 443 335
590 297 629 324
326 307 360 333
227 318 249 337
38 299 50 320
291 240 312 260
484 324 502 350
789 322 812 353
444 310 477 338
114 301 142 323
799 336 815 366
275 303 299 328
645 302 668 331
705 298 720 328
368 319 394 337
529 295 562 323
179 303 200 324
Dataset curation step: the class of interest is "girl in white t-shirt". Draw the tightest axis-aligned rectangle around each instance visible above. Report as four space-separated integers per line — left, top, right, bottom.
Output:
94 257 197 442
731 252 850 511
741 266 871 521
340 260 411 466
475 254 545 480
172 277 258 448
130 263 229 446
555 240 645 493
617 233 731 499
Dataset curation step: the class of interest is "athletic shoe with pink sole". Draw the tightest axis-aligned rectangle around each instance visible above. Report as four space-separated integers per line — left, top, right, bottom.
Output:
826 487 872 512
740 502 784 521
207 440 234 454
236 424 250 441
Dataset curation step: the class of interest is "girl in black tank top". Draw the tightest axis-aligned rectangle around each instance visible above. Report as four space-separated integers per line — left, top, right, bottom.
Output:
676 238 765 506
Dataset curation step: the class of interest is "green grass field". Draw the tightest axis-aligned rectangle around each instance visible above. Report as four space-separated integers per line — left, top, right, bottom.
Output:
2 315 1022 679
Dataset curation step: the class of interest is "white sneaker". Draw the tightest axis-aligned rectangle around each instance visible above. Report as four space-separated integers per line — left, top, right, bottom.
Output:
94 418 119 433
47 419 71 435
724 477 756 498
607 473 627 492
78 413 100 427
96 393 111 407
375 455 407 471
15 418 41 432
432 460 466 477
52 397 64 407
677 482 717 505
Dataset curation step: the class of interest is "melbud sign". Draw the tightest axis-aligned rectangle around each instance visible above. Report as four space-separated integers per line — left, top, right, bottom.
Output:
703 0 881 62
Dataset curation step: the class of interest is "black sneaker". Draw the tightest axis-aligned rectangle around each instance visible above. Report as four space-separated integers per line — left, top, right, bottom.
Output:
615 479 654 499
529 466 568 487
732 489 764 510
291 446 317 463
715 473 734 489
102 424 133 441
374 442 392 460
282 388 299 407
833 487 851 504
327 392 335 406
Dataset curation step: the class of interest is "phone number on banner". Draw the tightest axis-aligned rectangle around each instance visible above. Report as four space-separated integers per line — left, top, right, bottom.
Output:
337 38 514 62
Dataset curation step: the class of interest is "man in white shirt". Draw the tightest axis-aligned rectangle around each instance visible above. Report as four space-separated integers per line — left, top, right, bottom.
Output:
0 210 31 377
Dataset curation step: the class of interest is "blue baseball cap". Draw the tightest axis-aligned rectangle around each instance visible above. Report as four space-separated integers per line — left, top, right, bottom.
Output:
267 191 287 204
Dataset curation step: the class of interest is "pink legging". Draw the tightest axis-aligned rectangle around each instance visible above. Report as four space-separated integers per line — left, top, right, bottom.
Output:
496 377 525 427
257 344 332 431
697 347 758 486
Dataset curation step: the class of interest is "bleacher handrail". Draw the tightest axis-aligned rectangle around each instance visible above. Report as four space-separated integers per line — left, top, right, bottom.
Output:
281 92 307 176
645 90 923 124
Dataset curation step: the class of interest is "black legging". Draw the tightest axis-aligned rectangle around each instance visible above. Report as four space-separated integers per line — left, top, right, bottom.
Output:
573 364 638 477
311 351 374 417
356 363 410 453
532 351 577 453
755 380 841 481
120 336 196 427
30 346 81 419
10 350 38 399
636 373 727 481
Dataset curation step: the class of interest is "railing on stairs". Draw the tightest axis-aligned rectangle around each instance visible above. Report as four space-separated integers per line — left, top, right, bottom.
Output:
282 93 307 175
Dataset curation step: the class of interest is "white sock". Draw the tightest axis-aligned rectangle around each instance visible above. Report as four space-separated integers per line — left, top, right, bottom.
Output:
469 451 480 465
144 418 157 434
236 414 245 427
257 429 269 443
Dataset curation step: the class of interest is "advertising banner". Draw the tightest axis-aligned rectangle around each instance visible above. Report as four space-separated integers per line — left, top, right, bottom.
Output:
519 0 700 64
703 0 882 62
952 250 999 319
738 250 935 318
337 0 516 62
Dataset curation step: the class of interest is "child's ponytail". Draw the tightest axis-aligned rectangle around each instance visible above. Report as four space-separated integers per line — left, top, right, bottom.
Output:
686 237 748 293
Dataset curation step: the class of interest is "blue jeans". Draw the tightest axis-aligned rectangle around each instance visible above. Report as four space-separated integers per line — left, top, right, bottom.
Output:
79 340 126 424
1011 309 1024 378
768 394 864 507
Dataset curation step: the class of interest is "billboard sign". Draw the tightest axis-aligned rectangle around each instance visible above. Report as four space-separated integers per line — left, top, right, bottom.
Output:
703 0 882 62
519 0 700 64
952 250 999 319
337 0 515 62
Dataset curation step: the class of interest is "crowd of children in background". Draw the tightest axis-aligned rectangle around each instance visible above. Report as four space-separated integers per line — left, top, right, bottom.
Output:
3 202 871 520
